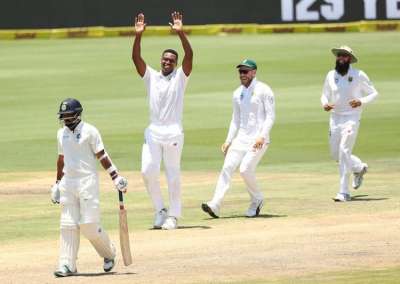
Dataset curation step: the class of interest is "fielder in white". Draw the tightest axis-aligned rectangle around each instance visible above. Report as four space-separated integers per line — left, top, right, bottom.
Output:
321 46 378 202
202 59 275 218
132 12 193 229
50 98 128 277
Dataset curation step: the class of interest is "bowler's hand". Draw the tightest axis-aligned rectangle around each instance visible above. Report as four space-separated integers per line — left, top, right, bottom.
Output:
323 104 335 111
221 142 231 156
169 11 183 32
349 99 361 108
253 137 265 151
134 13 146 34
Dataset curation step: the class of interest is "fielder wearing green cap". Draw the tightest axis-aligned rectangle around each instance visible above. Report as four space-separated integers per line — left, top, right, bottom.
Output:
321 46 378 202
236 59 258 70
202 59 275 218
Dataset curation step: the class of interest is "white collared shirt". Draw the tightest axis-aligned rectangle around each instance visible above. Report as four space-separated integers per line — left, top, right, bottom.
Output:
321 67 378 115
142 65 189 140
226 78 275 146
57 121 104 178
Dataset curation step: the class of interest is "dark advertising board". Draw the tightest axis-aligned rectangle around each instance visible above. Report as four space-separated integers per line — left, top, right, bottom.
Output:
0 0 399 29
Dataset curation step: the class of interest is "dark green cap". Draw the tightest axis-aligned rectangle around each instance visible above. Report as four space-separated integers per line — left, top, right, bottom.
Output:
236 59 257 70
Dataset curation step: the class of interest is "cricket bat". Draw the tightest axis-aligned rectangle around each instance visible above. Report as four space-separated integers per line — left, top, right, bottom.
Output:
118 191 132 266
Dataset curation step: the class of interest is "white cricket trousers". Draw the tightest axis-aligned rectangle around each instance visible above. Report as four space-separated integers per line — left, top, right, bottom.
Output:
58 175 115 271
329 113 364 194
141 131 184 218
209 144 268 208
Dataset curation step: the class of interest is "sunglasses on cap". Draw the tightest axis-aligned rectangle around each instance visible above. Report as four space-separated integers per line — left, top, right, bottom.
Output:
238 69 250 74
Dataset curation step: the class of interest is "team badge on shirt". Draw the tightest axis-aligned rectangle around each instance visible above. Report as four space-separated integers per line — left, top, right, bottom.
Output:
76 133 81 141
267 95 274 105
348 76 353 82
334 77 339 83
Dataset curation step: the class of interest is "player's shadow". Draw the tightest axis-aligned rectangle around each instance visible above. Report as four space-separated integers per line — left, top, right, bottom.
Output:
150 225 211 230
212 213 287 220
73 272 136 277
178 225 212 229
351 195 388 202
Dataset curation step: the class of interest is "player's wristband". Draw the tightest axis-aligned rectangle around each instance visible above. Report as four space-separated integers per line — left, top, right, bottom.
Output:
111 172 118 180
107 165 118 175
99 152 108 161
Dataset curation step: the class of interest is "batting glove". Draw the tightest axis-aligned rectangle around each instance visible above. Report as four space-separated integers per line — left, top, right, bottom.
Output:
50 182 60 204
114 175 128 192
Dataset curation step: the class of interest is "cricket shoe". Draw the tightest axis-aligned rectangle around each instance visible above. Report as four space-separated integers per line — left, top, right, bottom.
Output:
103 258 115 272
54 265 77 277
333 193 351 202
153 208 168 229
246 199 264 217
161 216 178 230
201 202 220 218
352 163 368 190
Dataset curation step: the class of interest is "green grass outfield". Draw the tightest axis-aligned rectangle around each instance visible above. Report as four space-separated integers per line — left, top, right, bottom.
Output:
0 32 399 283
0 32 399 172
232 267 400 284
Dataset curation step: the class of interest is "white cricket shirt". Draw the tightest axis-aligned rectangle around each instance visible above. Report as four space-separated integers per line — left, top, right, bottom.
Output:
142 65 189 140
226 78 275 148
321 66 378 115
57 121 104 178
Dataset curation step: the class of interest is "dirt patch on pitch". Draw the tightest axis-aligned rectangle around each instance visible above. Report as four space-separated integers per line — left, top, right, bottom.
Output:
1 171 399 284
1 213 399 284
0 170 321 195
0 171 220 195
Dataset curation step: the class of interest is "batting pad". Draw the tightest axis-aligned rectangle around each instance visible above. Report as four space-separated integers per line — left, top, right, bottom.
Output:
59 226 80 271
80 223 116 259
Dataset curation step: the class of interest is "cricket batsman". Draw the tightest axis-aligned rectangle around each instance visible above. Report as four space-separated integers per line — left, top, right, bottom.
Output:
321 46 378 202
202 59 275 218
51 98 128 277
131 12 193 230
